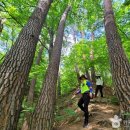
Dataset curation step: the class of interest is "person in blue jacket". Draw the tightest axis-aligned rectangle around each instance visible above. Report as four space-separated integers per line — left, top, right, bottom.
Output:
76 75 93 128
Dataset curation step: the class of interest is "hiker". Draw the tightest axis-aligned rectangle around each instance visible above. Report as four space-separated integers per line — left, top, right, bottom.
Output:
95 75 104 97
76 75 93 128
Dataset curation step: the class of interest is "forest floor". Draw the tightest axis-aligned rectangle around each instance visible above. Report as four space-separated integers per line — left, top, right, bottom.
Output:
54 87 125 130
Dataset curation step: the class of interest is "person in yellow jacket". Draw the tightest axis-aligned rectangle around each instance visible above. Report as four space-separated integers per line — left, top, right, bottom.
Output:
77 75 93 128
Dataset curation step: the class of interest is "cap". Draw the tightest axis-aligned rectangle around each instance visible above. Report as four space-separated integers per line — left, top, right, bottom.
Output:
79 75 87 80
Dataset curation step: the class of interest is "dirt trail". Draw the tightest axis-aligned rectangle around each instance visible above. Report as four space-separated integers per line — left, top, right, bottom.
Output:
56 99 120 130
55 87 121 130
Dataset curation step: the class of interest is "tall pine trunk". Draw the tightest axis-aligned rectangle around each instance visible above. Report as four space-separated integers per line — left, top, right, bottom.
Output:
0 0 52 129
104 0 130 111
30 6 71 130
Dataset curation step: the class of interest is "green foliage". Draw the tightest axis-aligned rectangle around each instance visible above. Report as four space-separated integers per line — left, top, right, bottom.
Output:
64 108 76 116
0 53 5 64
110 96 119 105
61 37 112 93
61 71 78 94
123 0 130 6
122 112 130 120
29 45 48 94
1 0 130 128
55 108 76 122
22 99 35 113
55 115 65 122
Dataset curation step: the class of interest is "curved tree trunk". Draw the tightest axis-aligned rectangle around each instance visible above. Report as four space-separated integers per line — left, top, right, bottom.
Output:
104 0 130 111
0 0 52 130
30 6 71 130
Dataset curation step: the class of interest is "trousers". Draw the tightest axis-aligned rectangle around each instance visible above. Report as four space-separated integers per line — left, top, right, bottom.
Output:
95 85 103 97
78 93 90 124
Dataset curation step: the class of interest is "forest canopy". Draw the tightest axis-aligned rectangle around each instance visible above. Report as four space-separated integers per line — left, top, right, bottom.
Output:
0 0 130 130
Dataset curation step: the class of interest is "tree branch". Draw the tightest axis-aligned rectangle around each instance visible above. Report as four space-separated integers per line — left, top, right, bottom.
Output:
1 1 23 27
38 39 49 51
117 26 130 40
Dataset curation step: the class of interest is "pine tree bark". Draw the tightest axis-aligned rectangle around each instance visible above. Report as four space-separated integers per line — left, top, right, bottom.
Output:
0 0 52 130
30 6 71 130
48 29 54 62
104 0 130 111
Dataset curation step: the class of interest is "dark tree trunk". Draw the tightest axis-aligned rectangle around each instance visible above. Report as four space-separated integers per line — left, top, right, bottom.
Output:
48 30 54 62
0 0 52 130
30 6 71 130
104 0 130 111
0 19 3 33
28 78 36 102
85 70 91 81
90 67 96 83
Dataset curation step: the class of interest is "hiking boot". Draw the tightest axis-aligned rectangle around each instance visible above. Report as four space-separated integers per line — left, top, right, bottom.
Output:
83 123 89 128
89 113 92 117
